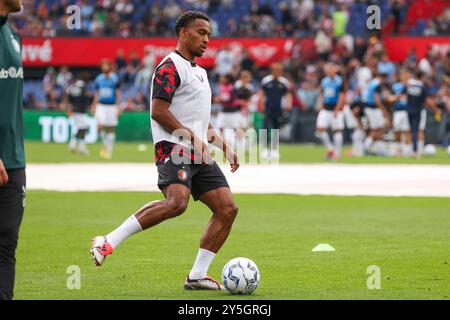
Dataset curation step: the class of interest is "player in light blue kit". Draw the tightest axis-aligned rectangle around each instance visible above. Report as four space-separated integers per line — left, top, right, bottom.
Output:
361 72 389 155
315 63 346 160
92 59 121 159
391 69 411 157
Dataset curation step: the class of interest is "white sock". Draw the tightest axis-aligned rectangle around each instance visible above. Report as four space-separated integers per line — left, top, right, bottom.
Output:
364 136 374 152
106 215 143 249
333 132 343 158
69 138 77 150
106 132 116 154
317 131 333 151
188 248 216 280
78 139 87 152
100 130 107 147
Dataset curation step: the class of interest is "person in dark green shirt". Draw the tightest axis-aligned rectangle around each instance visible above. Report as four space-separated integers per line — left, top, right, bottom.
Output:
0 0 26 301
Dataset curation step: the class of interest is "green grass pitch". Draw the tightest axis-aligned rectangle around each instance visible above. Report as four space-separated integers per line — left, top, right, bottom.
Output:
25 141 450 164
15 192 450 300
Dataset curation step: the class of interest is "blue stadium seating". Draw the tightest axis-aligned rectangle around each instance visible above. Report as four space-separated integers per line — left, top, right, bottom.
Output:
23 80 45 104
32 0 401 37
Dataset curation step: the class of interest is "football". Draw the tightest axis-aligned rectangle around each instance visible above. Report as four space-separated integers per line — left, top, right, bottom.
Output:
423 144 437 157
221 257 260 295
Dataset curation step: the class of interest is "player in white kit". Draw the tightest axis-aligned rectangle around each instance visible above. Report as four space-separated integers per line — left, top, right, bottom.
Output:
315 63 346 160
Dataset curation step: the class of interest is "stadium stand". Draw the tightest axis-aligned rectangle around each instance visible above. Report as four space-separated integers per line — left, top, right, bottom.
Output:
12 0 450 149
10 0 450 38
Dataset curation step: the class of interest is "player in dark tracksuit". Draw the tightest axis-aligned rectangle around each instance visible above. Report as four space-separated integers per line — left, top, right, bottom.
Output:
0 0 26 300
67 75 92 155
259 63 292 159
406 71 440 158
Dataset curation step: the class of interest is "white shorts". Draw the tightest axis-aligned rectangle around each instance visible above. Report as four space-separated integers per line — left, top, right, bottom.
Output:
364 107 385 130
393 110 410 132
72 112 89 130
316 109 345 131
95 104 119 127
216 111 247 129
419 109 427 131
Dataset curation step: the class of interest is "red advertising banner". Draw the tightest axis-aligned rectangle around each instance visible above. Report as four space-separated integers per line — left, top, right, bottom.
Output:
21 37 450 68
383 37 450 62
21 38 300 68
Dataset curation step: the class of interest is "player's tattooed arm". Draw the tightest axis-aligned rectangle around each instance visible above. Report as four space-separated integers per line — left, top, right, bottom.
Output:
0 159 8 186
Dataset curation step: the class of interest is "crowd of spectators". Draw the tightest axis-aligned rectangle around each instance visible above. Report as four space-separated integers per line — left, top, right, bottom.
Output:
19 0 450 146
24 45 156 111
10 0 450 38
24 32 450 116
22 40 450 147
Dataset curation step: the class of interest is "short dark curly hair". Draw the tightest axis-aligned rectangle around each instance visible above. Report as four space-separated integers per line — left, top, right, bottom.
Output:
175 11 210 37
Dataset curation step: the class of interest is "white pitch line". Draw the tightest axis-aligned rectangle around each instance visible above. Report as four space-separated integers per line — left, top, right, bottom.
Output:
26 163 450 197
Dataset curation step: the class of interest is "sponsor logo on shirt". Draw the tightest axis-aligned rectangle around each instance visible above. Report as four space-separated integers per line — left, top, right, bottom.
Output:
0 66 24 79
195 74 204 82
408 86 422 96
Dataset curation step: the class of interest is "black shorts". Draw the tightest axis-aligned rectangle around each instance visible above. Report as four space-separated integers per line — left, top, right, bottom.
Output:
154 141 229 201
264 112 282 130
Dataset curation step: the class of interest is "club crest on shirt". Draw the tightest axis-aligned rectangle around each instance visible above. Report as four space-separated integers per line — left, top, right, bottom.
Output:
177 169 188 181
